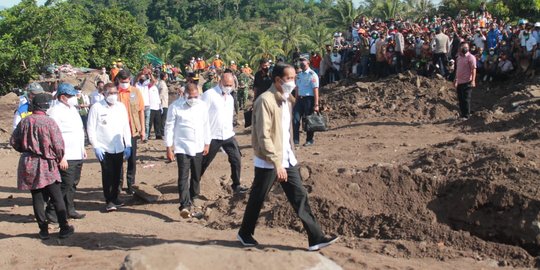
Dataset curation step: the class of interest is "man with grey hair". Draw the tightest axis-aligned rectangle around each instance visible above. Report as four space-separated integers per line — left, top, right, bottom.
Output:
200 73 248 195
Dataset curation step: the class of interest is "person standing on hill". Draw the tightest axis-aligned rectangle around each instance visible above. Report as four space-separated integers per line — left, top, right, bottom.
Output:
432 27 450 76
237 63 338 251
157 73 169 137
95 67 110 85
454 42 477 120
10 93 75 240
293 57 319 146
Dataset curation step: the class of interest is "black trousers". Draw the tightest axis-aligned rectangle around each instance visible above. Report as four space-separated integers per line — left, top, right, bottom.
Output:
239 165 324 246
200 137 242 194
160 107 168 138
293 96 315 144
396 52 404 73
176 153 203 209
149 109 162 138
433 53 448 76
60 160 83 215
457 82 473 118
31 182 69 230
120 136 138 191
101 152 123 203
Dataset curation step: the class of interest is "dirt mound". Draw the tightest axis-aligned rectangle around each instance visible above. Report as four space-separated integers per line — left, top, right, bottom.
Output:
320 72 456 126
202 138 539 267
0 92 20 105
513 123 540 141
461 78 540 133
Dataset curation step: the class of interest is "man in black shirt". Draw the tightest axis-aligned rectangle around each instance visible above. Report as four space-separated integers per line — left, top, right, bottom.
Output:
252 59 272 101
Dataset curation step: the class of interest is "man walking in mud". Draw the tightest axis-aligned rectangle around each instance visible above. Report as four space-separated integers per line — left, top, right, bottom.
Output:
237 63 338 251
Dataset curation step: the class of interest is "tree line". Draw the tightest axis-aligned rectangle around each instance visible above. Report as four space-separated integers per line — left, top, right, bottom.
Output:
0 0 538 94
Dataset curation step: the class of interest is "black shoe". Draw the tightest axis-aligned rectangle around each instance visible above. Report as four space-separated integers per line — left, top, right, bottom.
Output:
233 185 249 194
68 212 86 219
38 229 50 240
237 233 258 247
105 202 117 212
59 225 74 239
156 136 163 140
126 187 134 195
308 236 339 251
112 199 125 207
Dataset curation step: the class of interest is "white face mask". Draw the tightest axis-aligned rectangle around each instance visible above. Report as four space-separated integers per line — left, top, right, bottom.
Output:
186 97 199 107
143 79 150 86
280 79 296 95
106 94 118 105
67 96 78 107
119 82 130 89
221 86 233 95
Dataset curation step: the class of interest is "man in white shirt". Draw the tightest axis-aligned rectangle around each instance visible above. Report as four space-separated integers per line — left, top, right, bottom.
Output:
87 83 132 212
165 83 210 218
136 74 152 142
200 73 248 195
157 73 169 137
237 63 338 250
147 82 162 139
47 83 87 219
89 81 105 106
473 29 486 50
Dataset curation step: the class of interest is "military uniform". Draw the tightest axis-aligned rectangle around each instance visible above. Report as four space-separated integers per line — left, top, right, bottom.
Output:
237 73 252 110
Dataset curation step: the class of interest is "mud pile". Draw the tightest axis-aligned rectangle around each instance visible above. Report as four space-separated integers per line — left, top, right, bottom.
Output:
462 78 540 135
202 138 540 267
320 72 457 126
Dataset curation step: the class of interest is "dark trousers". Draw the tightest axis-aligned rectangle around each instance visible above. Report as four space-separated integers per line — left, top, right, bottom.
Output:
160 107 168 137
176 153 203 209
101 152 123 203
31 182 68 230
60 160 83 215
120 136 138 191
200 137 242 194
239 166 324 246
293 96 314 144
433 53 448 76
457 82 473 118
396 52 404 73
149 109 162 138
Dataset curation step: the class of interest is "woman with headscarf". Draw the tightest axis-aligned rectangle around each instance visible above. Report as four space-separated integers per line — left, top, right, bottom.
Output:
10 93 75 240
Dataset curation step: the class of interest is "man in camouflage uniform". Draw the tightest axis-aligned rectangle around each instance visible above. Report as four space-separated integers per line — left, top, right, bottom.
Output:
237 72 252 110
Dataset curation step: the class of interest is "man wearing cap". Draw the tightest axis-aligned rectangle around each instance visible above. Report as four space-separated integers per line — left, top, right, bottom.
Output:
230 61 238 72
294 57 319 146
116 70 145 195
47 83 87 219
88 83 132 211
13 82 45 130
212 55 224 71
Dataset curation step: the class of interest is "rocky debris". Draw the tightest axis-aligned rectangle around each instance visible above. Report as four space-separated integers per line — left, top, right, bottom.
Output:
121 243 342 270
320 72 456 126
299 166 311 180
132 183 162 203
0 92 20 105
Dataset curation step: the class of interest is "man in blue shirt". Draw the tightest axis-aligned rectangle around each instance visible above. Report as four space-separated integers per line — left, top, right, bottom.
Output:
294 57 319 146
487 23 501 50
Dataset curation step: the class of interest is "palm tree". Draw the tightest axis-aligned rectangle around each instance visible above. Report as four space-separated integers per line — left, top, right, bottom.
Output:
249 33 285 65
306 23 333 55
364 0 402 20
404 0 436 20
275 15 309 59
329 0 361 29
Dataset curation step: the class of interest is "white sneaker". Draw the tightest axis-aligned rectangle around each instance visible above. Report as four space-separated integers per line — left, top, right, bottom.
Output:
308 236 339 251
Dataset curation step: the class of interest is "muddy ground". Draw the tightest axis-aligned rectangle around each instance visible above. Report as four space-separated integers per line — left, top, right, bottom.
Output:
0 72 538 269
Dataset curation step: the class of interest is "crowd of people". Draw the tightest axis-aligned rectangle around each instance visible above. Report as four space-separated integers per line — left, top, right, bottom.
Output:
8 4 539 251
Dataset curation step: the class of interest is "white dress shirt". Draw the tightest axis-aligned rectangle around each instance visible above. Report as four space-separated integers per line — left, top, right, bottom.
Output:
254 99 297 169
148 85 161 110
89 90 104 105
201 86 235 140
164 99 211 156
136 83 150 107
87 100 132 154
48 102 85 160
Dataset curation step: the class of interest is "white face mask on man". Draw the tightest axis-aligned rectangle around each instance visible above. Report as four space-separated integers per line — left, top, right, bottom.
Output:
221 86 233 95
106 94 118 105
67 96 78 107
280 79 296 96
